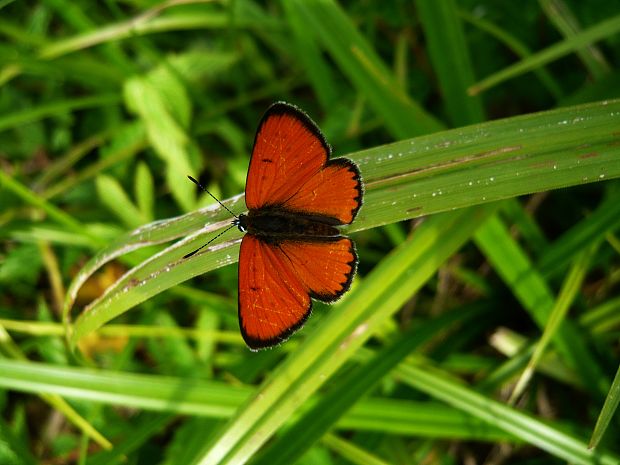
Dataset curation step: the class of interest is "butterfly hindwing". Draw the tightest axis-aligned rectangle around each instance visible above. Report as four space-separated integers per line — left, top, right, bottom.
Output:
238 234 357 349
277 237 357 302
245 102 362 225
238 234 312 350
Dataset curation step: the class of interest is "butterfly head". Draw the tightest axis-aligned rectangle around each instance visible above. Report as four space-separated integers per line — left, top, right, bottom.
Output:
234 214 248 232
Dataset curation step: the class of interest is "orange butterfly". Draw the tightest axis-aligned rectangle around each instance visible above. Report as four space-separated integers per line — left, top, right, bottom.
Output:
234 102 363 350
189 102 362 350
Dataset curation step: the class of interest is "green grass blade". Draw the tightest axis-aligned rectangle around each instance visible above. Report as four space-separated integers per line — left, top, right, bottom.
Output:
0 358 248 417
470 13 620 95
43 123 147 200
3 2 620 463
253 304 492 465
87 414 174 465
0 327 112 450
123 74 196 212
474 215 608 397
321 434 391 465
282 1 338 109
589 363 620 448
416 0 485 125
0 93 120 133
39 4 228 59
0 416 38 465
397 360 620 465
96 174 147 228
539 0 611 79
290 0 443 137
191 205 498 465
459 9 563 100
537 193 620 276
0 171 101 245
580 295 620 334
135 162 155 222
338 398 512 441
0 357 511 441
509 244 595 402
66 100 620 345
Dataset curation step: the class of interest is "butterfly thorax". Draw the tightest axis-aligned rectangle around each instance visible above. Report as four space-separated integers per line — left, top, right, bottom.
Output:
235 207 340 240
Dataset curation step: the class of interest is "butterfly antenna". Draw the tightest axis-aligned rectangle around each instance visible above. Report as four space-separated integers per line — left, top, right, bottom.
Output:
183 224 237 259
187 175 238 219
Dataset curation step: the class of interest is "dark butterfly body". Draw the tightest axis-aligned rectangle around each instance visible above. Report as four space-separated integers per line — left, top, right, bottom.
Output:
236 207 341 239
235 102 363 350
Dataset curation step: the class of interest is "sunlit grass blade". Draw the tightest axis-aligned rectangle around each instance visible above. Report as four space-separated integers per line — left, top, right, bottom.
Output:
38 2 228 59
474 215 608 397
66 100 620 346
321 434 390 465
96 174 148 228
192 205 499 465
589 363 620 449
397 360 620 465
0 358 248 417
0 357 511 441
337 398 512 441
0 327 112 450
253 304 492 465
65 218 242 345
62 195 243 330
508 244 595 403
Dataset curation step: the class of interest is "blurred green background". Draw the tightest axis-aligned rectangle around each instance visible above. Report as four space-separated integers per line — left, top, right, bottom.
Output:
1 0 620 464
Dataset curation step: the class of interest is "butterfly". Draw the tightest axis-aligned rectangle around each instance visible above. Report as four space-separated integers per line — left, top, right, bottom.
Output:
189 102 363 350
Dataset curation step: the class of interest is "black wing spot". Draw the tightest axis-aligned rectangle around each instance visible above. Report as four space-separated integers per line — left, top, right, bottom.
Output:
261 158 273 163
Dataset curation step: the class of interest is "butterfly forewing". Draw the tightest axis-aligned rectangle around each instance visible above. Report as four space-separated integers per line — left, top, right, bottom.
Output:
245 103 330 211
245 103 362 225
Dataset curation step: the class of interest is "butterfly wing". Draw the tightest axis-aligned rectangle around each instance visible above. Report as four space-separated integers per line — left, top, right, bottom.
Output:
238 234 357 349
238 234 311 350
245 102 362 225
277 237 357 302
